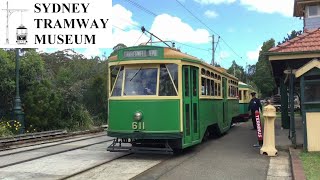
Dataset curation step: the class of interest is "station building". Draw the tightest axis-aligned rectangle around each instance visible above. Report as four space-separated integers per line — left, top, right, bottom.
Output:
267 0 320 151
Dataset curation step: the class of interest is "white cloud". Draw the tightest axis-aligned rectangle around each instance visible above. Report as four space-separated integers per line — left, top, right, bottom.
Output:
246 45 261 62
111 4 149 47
194 0 236 5
204 10 219 18
82 48 102 59
150 14 210 44
240 0 293 17
112 4 138 30
113 29 149 47
219 51 231 59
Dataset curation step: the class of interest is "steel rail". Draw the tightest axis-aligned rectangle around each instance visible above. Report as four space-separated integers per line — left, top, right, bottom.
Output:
0 133 108 157
0 138 113 169
59 153 132 180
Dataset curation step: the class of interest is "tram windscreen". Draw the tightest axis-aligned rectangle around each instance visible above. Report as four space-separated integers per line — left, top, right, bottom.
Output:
124 68 158 95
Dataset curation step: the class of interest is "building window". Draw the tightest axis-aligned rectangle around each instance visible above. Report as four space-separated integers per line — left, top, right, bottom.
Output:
308 5 320 17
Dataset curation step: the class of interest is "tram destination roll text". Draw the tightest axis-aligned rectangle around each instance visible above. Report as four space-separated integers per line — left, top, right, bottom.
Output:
124 50 158 58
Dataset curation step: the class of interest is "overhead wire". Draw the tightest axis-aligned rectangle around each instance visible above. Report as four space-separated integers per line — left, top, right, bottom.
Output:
174 0 245 63
120 0 213 53
121 0 245 64
134 32 146 46
175 42 210 52
123 0 157 17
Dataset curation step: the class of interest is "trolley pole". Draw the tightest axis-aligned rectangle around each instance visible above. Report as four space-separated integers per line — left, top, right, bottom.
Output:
13 49 25 134
211 35 215 66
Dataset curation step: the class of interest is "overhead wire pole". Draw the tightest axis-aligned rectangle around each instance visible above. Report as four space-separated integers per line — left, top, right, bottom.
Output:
211 35 214 66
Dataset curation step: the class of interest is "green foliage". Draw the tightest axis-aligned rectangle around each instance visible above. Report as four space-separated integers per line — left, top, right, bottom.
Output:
24 80 63 130
0 120 13 137
0 119 22 136
300 152 320 180
252 39 276 97
278 30 302 45
84 75 108 125
0 48 108 132
0 49 15 114
227 60 246 82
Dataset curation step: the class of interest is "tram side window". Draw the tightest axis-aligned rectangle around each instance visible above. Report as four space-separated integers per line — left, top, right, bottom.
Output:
236 87 239 97
201 77 207 95
210 80 214 96
110 66 120 91
239 90 242 100
206 79 210 95
166 64 179 91
231 86 235 97
214 83 217 96
218 83 221 96
185 68 189 97
159 64 177 96
244 90 248 100
111 66 124 96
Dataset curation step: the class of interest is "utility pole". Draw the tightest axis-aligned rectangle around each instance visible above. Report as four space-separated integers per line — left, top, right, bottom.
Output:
245 62 248 83
1 1 27 44
233 63 236 76
211 35 214 66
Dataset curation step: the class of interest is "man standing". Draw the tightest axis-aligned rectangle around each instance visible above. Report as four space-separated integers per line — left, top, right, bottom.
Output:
248 92 262 130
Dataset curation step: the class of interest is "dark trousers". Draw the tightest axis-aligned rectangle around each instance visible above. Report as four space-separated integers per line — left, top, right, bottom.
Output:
251 110 257 129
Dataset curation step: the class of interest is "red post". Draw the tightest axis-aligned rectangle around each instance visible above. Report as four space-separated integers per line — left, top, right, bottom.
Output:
255 110 263 146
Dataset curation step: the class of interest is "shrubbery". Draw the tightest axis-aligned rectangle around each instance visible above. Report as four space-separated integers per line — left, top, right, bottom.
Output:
0 49 108 134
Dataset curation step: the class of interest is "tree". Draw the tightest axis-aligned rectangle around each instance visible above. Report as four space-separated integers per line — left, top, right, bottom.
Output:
227 60 246 82
278 30 302 45
109 43 127 57
253 39 276 97
0 49 15 116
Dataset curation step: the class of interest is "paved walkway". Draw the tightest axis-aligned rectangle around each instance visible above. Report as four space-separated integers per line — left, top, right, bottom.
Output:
273 116 306 180
134 115 305 180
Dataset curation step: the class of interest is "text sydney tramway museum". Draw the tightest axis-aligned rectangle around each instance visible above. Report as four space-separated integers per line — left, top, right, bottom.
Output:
34 3 109 45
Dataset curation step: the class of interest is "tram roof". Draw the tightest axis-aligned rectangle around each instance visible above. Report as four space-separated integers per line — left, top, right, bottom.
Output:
108 45 238 80
238 81 254 89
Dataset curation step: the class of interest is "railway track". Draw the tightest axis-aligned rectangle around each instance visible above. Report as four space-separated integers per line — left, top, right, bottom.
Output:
0 134 133 179
60 153 132 180
0 131 168 180
0 133 112 169
0 128 103 150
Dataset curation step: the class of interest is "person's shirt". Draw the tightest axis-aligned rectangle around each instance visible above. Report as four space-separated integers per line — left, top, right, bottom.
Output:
248 97 262 112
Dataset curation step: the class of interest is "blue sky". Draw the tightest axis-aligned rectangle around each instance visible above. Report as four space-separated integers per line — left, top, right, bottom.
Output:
48 0 302 69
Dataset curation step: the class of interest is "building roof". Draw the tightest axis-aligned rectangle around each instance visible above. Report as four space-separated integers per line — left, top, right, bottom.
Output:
295 59 320 78
293 0 320 17
269 28 320 53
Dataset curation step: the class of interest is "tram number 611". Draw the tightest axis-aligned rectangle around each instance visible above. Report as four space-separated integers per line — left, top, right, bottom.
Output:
132 122 145 130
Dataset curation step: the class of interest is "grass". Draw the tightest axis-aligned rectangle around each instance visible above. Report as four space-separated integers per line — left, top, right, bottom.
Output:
300 152 320 180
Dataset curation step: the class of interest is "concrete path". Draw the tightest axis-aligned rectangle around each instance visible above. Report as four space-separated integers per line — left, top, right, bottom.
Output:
134 121 279 180
267 151 292 180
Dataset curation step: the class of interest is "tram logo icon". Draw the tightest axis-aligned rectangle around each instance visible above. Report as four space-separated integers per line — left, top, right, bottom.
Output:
16 25 28 45
1 1 28 45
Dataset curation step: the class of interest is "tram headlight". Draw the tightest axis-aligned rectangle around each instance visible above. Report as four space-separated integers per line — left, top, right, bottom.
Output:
133 111 143 121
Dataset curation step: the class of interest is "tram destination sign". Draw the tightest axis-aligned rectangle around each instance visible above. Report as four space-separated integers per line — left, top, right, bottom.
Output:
123 49 158 58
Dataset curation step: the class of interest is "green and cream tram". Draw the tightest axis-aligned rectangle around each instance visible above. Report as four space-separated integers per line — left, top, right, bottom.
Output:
107 45 239 154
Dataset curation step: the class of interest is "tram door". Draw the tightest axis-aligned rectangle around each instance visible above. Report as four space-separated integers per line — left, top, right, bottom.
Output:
182 66 200 144
222 77 228 127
